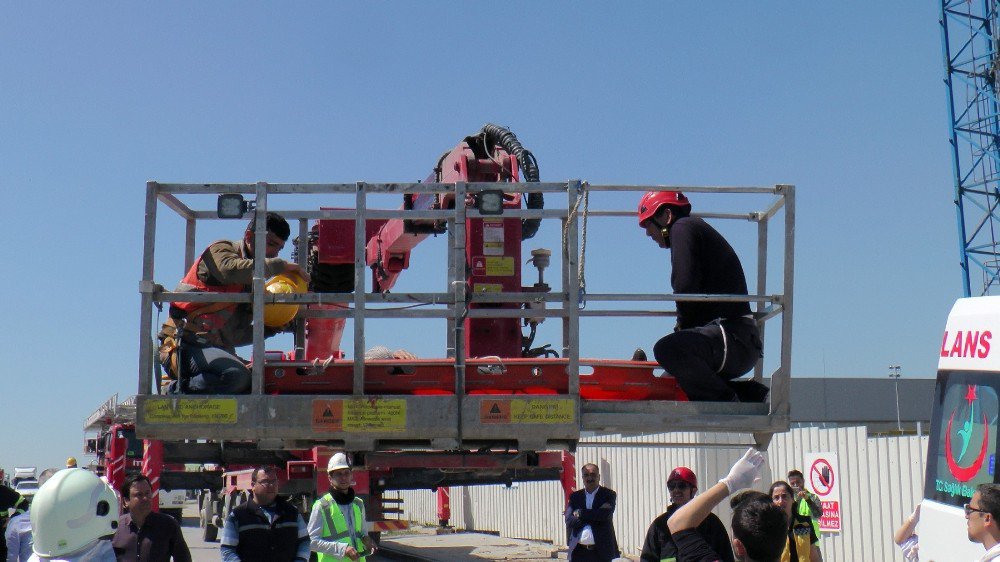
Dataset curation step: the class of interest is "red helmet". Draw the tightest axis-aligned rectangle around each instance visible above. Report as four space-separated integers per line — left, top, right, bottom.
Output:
667 466 697 488
638 191 691 227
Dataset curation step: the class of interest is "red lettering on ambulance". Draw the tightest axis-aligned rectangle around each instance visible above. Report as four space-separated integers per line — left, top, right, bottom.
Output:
965 331 981 357
942 331 950 357
980 331 992 358
951 331 964 357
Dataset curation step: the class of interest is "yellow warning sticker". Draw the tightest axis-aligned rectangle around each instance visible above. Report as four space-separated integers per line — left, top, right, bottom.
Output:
143 399 237 424
473 283 503 293
511 399 574 424
484 256 515 276
479 399 575 424
312 399 407 432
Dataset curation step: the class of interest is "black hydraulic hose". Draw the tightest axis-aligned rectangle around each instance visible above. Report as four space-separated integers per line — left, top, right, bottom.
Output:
479 123 543 239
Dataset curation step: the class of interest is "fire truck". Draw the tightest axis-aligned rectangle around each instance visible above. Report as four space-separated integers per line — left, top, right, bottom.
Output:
83 394 187 521
132 124 795 541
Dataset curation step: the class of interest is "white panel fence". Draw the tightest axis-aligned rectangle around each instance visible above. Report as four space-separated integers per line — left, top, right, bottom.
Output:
394 426 928 561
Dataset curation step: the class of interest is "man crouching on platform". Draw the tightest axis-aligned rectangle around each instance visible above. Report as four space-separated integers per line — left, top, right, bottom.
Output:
157 212 308 394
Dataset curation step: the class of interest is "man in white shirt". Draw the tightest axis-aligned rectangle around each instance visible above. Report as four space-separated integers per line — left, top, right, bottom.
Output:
564 463 619 561
968 484 1000 562
307 453 376 561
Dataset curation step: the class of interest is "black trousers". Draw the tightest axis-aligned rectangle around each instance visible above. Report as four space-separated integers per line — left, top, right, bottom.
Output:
653 317 762 401
570 544 615 562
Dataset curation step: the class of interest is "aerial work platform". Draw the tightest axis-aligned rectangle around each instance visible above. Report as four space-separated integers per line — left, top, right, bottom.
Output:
136 180 794 450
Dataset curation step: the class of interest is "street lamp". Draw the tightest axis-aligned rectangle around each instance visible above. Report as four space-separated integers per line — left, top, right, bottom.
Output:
889 365 902 432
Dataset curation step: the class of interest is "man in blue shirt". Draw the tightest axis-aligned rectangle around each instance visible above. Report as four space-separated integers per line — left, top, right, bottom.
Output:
220 467 309 562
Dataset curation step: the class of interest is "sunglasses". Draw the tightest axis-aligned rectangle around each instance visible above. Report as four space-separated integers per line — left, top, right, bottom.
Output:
667 482 691 491
965 503 990 517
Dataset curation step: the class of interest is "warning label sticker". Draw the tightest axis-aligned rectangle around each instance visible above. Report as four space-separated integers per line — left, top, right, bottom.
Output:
483 221 505 256
480 400 512 423
472 256 487 276
143 399 237 424
485 256 515 277
473 283 503 293
511 399 574 423
479 399 575 424
312 399 407 432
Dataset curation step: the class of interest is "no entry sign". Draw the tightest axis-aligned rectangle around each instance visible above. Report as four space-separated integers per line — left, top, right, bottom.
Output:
803 452 842 533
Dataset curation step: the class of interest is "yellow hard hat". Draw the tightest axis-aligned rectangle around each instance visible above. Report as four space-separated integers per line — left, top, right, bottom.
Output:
264 271 307 327
65 457 77 468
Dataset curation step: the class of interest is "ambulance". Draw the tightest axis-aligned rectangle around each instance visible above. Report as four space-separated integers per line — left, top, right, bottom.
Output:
921 297 999 560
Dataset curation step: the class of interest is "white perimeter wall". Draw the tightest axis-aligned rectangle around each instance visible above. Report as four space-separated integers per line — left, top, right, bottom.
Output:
394 426 928 562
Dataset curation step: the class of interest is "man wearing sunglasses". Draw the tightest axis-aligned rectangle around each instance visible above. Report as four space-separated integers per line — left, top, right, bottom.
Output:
640 467 734 562
967 484 1000 561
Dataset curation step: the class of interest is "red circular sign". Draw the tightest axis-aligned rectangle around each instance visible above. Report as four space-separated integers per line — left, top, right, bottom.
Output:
809 458 835 497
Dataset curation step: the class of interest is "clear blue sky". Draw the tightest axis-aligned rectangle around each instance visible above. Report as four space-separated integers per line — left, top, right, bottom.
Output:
0 3 955 473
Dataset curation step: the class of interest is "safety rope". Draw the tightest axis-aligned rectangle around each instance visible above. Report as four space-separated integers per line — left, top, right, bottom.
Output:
563 182 589 307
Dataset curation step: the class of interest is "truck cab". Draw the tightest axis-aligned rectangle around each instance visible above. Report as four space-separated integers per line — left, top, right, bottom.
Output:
920 296 1000 560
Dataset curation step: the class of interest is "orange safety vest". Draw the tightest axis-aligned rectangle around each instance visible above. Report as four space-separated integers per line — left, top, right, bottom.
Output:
171 250 245 333
158 244 247 379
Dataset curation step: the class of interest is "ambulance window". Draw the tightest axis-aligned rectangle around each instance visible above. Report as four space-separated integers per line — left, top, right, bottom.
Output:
924 371 999 507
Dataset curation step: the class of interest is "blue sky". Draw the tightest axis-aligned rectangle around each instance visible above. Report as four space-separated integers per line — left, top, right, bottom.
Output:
0 3 956 472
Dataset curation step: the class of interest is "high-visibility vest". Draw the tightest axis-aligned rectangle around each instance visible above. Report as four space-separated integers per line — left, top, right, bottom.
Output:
795 497 821 540
313 494 366 562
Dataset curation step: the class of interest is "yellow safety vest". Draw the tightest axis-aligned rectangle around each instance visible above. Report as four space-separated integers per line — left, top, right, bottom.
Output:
795 497 821 540
313 493 367 562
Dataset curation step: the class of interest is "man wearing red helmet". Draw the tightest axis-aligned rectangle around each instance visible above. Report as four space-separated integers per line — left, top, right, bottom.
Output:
640 466 734 562
637 191 766 402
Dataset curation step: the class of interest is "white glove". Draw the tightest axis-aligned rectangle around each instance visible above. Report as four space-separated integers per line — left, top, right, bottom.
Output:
720 448 766 493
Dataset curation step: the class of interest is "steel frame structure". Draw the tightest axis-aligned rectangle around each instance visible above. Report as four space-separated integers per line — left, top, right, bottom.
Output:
136 181 794 448
941 0 1000 296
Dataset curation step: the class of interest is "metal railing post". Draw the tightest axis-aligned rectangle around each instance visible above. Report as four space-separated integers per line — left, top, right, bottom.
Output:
353 182 367 395
454 182 468 446
295 218 309 360
184 219 196 272
773 184 795 417
566 181 581 397
138 181 159 396
250 182 268 395
754 212 768 382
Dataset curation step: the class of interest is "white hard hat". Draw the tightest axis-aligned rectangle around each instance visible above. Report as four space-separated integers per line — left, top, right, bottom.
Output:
327 452 351 472
30 468 119 558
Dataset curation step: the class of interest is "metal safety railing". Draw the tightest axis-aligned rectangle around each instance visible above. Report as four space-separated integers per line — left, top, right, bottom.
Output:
138 181 794 428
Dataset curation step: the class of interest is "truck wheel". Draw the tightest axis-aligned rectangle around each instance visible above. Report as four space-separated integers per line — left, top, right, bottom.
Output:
162 508 183 523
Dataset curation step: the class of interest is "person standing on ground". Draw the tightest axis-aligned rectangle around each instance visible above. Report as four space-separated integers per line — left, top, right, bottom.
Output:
785 471 821 519
308 453 376 562
220 466 309 562
893 504 919 562
0 484 28 562
111 474 190 562
565 463 620 562
636 191 766 402
6 469 58 562
27 469 118 562
785 470 821 541
157 212 308 394
641 466 734 562
967 484 1000 561
668 449 785 562
769 481 821 562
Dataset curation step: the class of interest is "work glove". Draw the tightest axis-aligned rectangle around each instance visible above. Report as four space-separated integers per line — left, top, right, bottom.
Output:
719 448 766 494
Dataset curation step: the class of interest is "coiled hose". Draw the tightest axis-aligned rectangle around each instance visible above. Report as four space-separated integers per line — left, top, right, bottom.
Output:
479 123 544 239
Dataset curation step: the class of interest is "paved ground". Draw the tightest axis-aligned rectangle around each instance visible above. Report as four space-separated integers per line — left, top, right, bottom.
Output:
176 500 638 561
